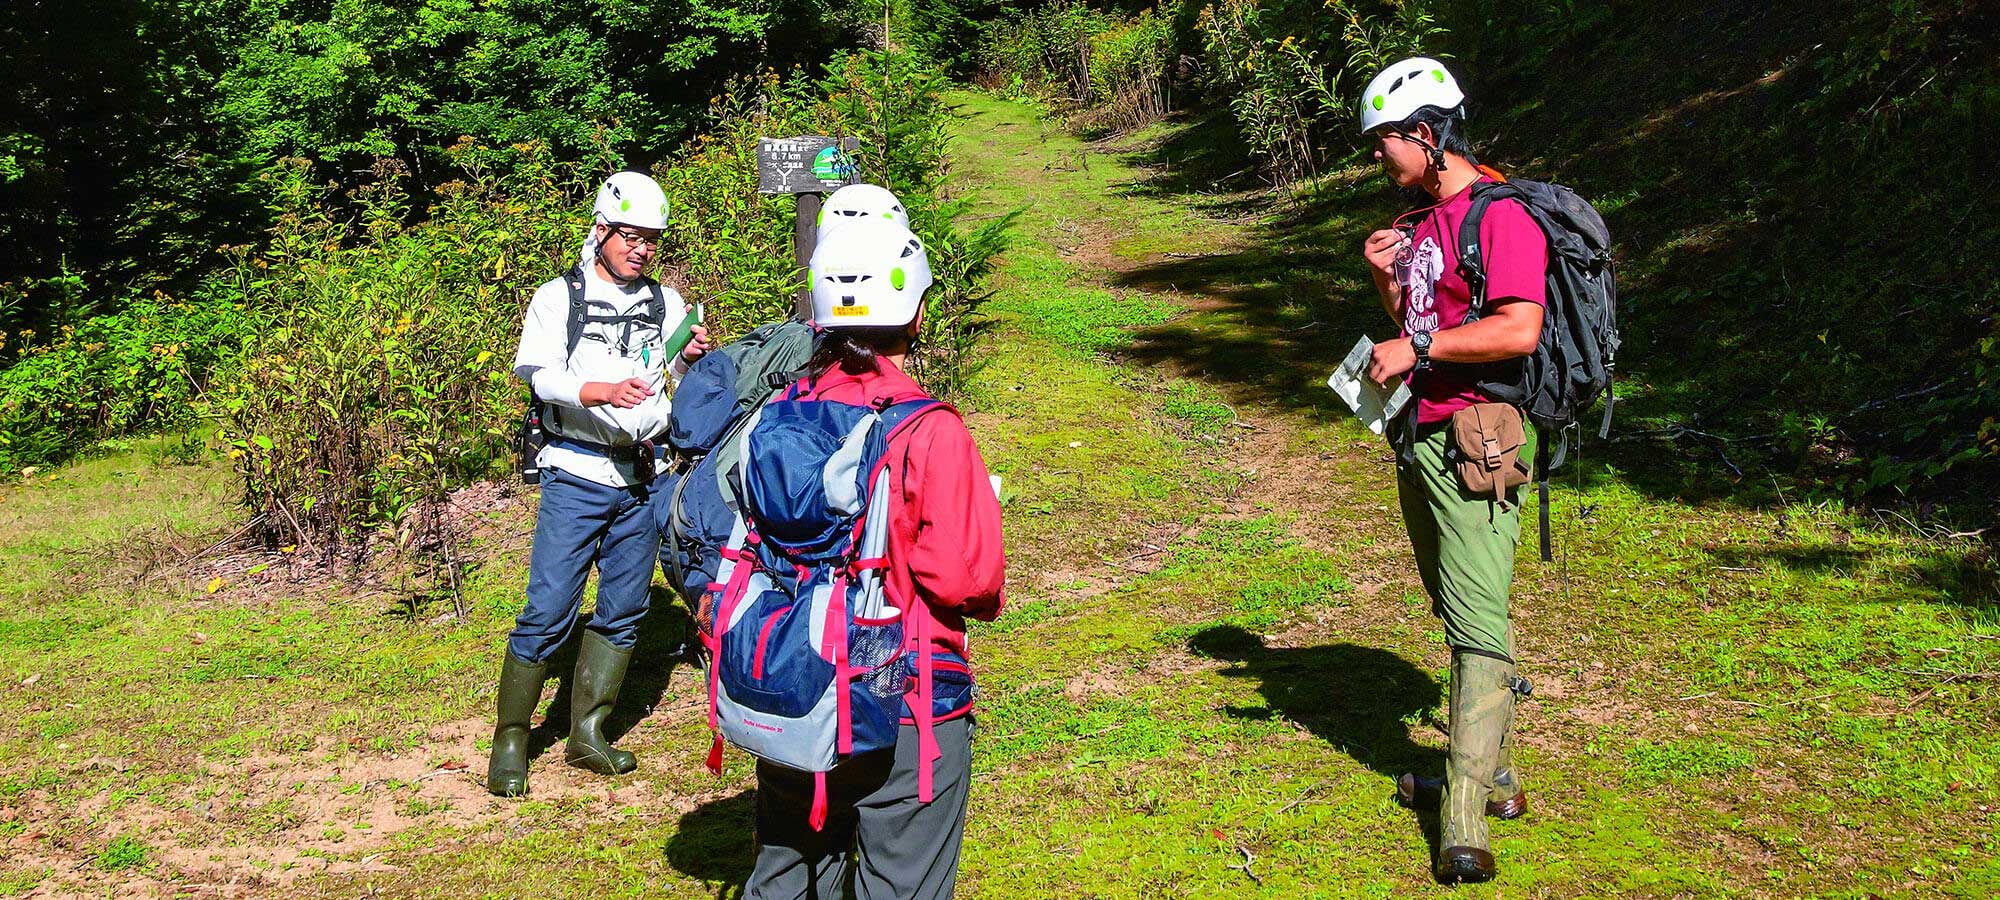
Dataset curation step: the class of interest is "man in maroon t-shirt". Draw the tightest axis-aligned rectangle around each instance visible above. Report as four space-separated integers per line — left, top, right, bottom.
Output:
1356 57 1547 885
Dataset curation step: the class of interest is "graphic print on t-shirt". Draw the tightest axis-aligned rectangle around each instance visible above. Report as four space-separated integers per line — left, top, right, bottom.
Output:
1398 235 1446 335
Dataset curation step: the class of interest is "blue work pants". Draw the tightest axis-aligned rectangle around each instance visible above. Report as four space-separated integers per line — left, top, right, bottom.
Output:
508 466 668 663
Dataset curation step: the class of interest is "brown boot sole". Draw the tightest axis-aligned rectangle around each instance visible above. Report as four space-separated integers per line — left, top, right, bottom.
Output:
1435 846 1496 883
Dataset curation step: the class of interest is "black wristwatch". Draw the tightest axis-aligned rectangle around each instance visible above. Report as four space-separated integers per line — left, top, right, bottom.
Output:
1410 330 1434 371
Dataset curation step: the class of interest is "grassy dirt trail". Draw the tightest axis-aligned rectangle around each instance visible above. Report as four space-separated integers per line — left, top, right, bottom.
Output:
0 92 1995 899
929 92 2000 899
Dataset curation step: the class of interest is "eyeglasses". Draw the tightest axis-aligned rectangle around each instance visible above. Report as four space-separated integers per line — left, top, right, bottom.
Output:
610 227 662 249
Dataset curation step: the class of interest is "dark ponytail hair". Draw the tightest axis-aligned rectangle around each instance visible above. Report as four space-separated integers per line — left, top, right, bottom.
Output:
807 325 912 378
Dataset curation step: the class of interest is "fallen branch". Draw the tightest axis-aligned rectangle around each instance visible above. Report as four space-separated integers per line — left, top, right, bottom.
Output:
171 514 269 571
1839 382 1951 420
1276 780 1329 815
1121 547 1166 564
1229 846 1263 885
1890 668 2000 680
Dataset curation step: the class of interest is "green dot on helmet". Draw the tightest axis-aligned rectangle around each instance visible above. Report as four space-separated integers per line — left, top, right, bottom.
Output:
891 267 906 290
1433 70 1446 83
1371 95 1385 110
620 199 631 212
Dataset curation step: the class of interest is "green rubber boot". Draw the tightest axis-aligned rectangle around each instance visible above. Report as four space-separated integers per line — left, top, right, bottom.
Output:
487 651 548 798
565 630 638 776
1436 650 1514 884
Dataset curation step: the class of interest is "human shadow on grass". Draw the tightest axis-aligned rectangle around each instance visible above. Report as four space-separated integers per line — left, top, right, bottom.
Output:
525 584 703 759
1188 624 1448 852
664 789 757 900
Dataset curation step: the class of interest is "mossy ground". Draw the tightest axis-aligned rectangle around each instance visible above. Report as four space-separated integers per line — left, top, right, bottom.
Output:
0 93 1994 898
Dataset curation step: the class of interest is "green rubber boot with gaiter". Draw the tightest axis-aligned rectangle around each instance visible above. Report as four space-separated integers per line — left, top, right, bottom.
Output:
565 630 639 776
486 652 548 798
1436 650 1515 884
1489 674 1526 819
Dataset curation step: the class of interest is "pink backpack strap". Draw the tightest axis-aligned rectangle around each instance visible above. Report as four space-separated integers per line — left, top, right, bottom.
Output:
828 570 853 755
915 609 940 803
877 400 955 804
706 527 760 772
809 772 830 832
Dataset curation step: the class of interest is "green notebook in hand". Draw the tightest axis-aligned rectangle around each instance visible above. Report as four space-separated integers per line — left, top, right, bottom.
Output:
660 303 702 368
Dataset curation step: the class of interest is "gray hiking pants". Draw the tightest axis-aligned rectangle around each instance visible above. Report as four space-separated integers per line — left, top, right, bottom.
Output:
744 717 973 900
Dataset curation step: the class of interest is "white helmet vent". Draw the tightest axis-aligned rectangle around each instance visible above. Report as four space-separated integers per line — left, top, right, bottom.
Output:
817 184 909 242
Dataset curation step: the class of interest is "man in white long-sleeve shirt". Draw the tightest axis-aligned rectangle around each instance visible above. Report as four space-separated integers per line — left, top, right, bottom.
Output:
488 171 712 798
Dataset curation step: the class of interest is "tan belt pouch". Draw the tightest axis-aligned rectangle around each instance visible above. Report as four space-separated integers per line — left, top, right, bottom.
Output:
1449 402 1531 506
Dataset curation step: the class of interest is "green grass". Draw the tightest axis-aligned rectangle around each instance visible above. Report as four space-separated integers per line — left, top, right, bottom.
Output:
94 833 149 871
2 93 1996 898
0 869 49 897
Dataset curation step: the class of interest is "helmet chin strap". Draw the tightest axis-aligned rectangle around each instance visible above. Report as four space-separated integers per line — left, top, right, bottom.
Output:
1415 130 1448 172
1395 125 1449 173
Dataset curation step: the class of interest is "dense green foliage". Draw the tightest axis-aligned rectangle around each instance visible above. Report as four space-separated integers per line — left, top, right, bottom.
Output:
0 1 262 339
979 1 1177 134
0 292 247 474
977 0 1434 175
1 0 873 344
1433 0 1996 510
976 0 1997 517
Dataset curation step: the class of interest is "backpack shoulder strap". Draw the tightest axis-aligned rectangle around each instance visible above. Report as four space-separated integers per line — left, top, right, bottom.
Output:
645 278 667 327
1536 435 1553 563
1456 182 1518 321
878 396 954 438
563 264 589 359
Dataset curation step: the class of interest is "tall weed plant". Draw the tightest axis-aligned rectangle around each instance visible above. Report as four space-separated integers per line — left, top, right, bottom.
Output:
977 1 1177 133
204 50 1008 563
1197 0 1443 181
204 150 577 561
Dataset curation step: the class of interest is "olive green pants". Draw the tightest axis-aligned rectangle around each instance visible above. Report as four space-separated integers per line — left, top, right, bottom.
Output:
1395 423 1535 660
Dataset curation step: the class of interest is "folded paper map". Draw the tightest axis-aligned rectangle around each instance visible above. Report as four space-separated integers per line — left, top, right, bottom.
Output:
1327 336 1412 436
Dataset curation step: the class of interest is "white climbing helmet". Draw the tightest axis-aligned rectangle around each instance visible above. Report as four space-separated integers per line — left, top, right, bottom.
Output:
809 218 932 329
1357 57 1466 134
592 171 670 230
816 183 908 241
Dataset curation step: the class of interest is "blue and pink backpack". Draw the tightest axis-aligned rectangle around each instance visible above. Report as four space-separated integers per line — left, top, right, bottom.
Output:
699 378 958 829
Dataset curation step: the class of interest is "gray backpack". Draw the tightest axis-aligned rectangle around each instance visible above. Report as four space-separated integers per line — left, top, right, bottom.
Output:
658 318 818 601
1455 177 1621 560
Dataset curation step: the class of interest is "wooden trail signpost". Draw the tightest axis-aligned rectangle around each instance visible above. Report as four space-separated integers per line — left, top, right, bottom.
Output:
757 136 861 318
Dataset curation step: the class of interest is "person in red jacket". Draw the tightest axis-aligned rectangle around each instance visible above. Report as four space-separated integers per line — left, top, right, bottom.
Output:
737 216 1006 900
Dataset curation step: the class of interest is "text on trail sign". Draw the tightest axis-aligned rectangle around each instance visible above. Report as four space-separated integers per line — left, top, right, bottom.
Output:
758 136 861 194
